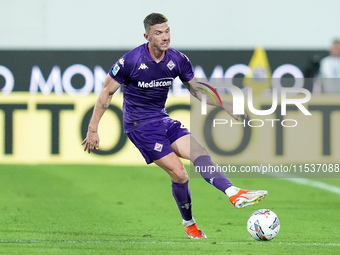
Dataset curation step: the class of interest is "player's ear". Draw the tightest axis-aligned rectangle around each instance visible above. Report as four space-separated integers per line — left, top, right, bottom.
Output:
144 33 149 41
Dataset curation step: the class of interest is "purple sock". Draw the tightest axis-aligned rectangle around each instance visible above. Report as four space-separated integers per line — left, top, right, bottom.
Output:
172 180 192 221
193 155 233 193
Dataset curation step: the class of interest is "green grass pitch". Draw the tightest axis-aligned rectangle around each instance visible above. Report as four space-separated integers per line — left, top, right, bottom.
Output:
0 165 339 255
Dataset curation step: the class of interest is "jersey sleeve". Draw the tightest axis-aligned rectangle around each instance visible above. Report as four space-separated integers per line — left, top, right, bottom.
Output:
178 52 195 82
108 54 131 84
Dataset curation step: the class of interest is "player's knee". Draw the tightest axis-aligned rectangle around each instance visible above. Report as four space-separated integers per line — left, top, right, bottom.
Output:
171 166 188 183
200 146 210 156
191 145 210 159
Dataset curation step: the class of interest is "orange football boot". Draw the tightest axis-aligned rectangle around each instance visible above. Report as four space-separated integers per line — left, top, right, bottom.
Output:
229 189 268 209
184 223 207 239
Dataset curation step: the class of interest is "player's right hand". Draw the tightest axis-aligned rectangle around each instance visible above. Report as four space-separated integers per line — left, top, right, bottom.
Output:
81 131 100 153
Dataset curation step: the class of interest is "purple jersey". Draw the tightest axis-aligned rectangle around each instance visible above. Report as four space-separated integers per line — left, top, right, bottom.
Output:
109 43 194 133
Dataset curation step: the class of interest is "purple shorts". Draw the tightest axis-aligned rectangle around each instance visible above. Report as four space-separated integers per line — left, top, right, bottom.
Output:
126 118 190 164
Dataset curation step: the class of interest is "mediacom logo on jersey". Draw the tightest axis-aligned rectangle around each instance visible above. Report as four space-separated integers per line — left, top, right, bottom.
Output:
138 78 173 88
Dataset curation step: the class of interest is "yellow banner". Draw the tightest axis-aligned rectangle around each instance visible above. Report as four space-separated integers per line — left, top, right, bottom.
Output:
0 93 189 164
190 94 340 165
0 93 339 165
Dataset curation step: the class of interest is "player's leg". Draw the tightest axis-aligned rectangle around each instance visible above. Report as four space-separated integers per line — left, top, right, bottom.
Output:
154 153 206 239
171 134 235 192
154 151 188 183
171 133 268 209
126 120 205 238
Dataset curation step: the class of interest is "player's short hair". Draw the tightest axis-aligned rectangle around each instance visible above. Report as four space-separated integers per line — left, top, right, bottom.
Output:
143 13 168 33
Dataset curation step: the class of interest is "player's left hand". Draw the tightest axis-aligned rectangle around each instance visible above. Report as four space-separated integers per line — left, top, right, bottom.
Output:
222 101 247 121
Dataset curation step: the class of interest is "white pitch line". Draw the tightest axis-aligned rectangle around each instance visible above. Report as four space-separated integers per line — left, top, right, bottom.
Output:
283 178 340 195
0 240 339 246
264 171 340 195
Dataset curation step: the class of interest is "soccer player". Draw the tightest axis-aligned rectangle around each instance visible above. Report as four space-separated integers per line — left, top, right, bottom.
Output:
82 13 267 239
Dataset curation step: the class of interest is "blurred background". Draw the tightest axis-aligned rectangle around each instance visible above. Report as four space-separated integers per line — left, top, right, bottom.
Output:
1 0 340 165
1 0 339 49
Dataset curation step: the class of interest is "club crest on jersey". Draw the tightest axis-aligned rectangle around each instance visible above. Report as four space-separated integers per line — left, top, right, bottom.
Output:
112 63 120 76
167 60 176 71
154 143 163 152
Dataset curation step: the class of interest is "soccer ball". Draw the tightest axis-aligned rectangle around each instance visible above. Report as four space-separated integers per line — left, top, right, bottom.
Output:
247 209 280 241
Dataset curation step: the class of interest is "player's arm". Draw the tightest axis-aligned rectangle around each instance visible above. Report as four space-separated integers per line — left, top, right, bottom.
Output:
81 74 121 153
183 76 246 121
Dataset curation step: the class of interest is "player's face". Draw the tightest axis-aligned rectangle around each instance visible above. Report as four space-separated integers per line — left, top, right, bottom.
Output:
145 22 171 52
